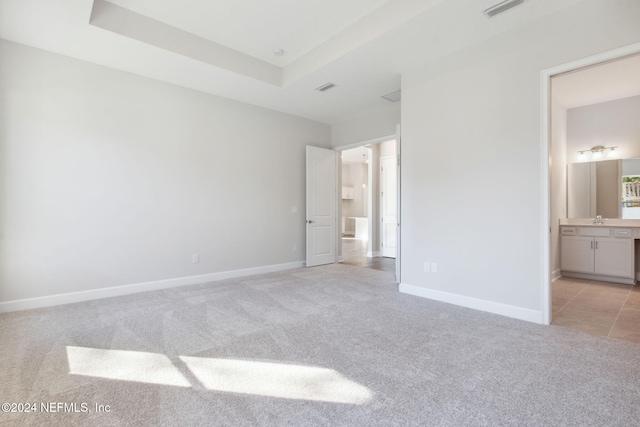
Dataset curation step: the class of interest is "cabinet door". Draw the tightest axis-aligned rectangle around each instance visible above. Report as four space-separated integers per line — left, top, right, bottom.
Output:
341 187 354 200
561 236 594 273
594 237 634 278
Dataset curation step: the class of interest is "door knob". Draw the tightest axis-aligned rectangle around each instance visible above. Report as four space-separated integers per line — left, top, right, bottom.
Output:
306 220 315 223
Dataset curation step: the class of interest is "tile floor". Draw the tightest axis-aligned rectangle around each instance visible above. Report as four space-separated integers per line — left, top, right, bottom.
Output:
341 242 640 343
552 277 640 343
341 238 396 272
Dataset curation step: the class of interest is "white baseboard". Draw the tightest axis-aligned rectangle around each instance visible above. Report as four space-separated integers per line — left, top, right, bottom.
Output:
366 251 381 258
551 269 562 281
0 261 304 313
399 283 543 324
338 256 344 262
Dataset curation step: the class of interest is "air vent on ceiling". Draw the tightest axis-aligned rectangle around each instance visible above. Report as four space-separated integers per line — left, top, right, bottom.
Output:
483 0 524 17
316 83 336 92
381 90 401 102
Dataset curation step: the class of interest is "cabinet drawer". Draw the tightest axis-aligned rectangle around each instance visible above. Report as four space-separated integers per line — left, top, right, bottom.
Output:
613 228 632 238
579 227 610 237
560 227 576 236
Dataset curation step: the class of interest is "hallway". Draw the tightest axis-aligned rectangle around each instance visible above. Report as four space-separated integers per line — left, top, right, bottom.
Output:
341 238 395 272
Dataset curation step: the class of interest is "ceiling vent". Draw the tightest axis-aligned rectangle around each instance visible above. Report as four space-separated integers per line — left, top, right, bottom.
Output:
381 90 401 102
483 0 524 17
316 83 336 92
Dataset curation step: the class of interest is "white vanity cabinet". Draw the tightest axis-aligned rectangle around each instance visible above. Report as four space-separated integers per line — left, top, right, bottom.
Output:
560 226 635 284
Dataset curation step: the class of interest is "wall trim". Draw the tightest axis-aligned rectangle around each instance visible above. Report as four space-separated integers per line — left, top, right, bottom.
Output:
551 269 562 281
366 251 381 258
561 271 635 286
399 283 543 324
0 261 304 313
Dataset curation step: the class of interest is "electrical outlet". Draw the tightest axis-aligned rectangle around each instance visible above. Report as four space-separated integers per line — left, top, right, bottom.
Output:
293 244 297 252
424 262 430 273
192 254 199 263
291 207 298 214
431 262 437 273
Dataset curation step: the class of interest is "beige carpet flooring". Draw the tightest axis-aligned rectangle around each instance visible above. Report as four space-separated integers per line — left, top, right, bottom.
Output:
1 264 639 426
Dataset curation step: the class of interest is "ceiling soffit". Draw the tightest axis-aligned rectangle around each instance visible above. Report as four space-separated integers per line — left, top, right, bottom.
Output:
90 0 451 87
90 0 282 85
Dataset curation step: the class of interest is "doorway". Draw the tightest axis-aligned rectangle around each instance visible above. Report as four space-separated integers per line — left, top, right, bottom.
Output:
544 44 640 343
338 137 398 274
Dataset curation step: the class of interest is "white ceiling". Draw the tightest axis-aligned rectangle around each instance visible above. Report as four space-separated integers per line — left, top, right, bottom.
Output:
552 53 640 109
105 0 392 67
0 0 609 124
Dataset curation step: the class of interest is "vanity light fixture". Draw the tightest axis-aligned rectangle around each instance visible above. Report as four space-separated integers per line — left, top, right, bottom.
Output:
577 145 618 162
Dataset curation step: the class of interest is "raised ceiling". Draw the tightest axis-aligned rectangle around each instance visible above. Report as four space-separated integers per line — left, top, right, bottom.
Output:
0 0 606 124
105 0 392 67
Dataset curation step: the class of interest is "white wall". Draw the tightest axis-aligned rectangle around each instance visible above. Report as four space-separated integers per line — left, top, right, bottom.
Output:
622 158 640 175
0 40 330 304
400 0 640 322
331 103 399 148
379 139 397 158
566 95 640 163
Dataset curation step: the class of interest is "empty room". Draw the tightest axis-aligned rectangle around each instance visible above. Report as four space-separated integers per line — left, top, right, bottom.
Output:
1 1 640 426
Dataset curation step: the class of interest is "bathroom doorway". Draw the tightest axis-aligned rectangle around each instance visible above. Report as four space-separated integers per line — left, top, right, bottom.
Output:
545 47 640 343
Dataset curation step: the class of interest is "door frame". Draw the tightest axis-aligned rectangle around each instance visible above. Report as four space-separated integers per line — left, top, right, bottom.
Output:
540 42 640 325
335 132 401 282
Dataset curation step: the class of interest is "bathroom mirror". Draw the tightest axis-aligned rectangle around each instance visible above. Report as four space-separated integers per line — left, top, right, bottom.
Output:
567 157 640 219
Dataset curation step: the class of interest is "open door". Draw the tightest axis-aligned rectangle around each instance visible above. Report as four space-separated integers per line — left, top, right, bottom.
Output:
380 155 397 259
395 124 401 284
306 146 337 267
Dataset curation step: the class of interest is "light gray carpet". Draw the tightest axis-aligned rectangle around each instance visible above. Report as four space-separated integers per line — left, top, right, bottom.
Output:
1 263 639 426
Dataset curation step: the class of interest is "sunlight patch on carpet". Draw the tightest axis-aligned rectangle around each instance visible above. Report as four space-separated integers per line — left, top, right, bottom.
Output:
180 356 373 404
66 346 191 387
66 346 371 404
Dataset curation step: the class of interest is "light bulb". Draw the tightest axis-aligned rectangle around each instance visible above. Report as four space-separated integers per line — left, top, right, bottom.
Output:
592 150 603 160
578 152 587 162
608 148 617 158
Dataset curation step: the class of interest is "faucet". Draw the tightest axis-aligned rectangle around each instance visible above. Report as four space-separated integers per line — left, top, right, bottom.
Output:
593 215 606 224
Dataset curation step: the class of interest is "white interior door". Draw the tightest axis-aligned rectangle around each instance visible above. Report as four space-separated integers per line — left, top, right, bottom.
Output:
306 146 337 267
380 155 397 258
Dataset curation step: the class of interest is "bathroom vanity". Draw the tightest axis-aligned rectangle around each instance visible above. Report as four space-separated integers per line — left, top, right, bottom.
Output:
560 220 640 285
